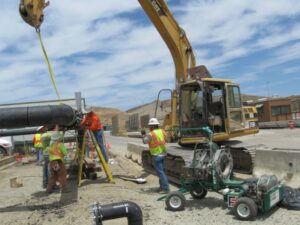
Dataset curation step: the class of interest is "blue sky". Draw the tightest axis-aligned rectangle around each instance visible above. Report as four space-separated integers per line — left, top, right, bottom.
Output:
0 0 300 110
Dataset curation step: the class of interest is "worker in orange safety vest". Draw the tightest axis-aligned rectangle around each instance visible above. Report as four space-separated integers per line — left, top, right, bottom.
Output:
141 118 169 194
81 107 108 162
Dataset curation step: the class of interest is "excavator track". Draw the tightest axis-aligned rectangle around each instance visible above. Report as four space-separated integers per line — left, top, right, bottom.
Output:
142 143 257 185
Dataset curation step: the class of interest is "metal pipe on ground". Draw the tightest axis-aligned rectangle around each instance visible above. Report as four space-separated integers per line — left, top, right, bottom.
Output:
91 201 143 225
0 104 77 129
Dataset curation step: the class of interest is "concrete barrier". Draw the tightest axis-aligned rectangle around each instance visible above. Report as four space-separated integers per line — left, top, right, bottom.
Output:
127 132 142 138
0 156 15 167
126 142 148 165
259 120 300 129
254 146 300 188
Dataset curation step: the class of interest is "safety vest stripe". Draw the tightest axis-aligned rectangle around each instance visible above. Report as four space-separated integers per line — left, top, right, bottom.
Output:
49 143 64 158
149 131 166 148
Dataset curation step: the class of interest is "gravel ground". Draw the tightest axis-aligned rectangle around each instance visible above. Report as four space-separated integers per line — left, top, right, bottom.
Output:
0 129 299 225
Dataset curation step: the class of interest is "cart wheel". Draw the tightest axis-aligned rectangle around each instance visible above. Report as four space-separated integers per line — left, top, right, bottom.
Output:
190 187 207 199
234 197 258 221
165 191 186 211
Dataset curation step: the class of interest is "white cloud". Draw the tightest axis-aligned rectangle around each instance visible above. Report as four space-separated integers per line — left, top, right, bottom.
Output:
0 0 300 110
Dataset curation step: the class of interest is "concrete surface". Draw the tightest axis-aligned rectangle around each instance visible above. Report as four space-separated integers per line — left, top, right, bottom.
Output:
0 132 299 225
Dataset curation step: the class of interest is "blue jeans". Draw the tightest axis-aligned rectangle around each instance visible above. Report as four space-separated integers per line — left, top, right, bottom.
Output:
153 155 169 191
93 130 108 162
36 148 43 162
43 155 50 187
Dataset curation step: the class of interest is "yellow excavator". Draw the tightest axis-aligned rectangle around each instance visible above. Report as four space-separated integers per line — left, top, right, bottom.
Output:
138 0 259 176
19 0 259 179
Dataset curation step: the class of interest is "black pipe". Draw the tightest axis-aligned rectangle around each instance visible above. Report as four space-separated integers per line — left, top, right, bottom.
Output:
0 104 76 129
0 127 39 137
91 201 143 225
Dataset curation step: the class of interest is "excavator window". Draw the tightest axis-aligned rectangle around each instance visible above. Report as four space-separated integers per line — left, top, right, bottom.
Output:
228 86 242 108
207 83 225 133
226 84 245 131
180 84 206 137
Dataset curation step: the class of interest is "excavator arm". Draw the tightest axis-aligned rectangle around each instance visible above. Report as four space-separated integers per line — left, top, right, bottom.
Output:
138 0 196 85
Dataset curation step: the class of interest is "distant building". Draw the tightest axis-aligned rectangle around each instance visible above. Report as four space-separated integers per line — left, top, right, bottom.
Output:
255 97 292 122
245 95 300 128
291 97 300 120
126 100 171 131
111 114 128 135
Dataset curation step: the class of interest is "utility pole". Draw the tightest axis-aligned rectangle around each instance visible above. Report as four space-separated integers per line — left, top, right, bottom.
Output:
266 81 270 98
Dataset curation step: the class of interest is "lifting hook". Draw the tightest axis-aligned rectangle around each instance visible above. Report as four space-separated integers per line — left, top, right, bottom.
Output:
19 0 50 29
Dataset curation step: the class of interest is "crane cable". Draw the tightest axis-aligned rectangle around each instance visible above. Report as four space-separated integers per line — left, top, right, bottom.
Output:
18 1 60 98
36 28 61 100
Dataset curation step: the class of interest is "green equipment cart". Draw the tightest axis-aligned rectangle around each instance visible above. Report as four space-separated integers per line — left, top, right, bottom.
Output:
162 127 284 221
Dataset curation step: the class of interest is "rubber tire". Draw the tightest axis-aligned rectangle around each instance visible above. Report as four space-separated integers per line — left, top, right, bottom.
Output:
0 146 8 156
234 197 258 221
166 191 186 211
190 187 207 199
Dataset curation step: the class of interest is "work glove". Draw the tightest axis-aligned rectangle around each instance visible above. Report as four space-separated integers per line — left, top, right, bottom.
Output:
141 129 146 136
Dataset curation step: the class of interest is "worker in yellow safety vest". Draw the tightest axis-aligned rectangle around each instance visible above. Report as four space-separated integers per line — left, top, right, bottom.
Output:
46 131 68 193
33 132 44 165
40 126 52 189
141 118 170 194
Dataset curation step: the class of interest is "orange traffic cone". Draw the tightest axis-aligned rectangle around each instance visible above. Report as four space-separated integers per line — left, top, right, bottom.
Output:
289 121 295 129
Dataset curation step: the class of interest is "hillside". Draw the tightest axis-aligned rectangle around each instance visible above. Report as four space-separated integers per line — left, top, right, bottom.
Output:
241 94 266 102
91 106 127 126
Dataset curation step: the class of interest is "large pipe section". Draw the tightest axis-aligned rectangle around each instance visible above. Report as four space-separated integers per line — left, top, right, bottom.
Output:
91 201 143 225
0 104 77 129
0 127 39 137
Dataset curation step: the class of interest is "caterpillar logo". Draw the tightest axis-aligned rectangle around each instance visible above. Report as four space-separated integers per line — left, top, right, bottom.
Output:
149 0 166 16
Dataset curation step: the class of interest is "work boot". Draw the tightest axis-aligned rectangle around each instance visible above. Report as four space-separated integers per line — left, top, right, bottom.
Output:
155 187 163 193
158 189 170 194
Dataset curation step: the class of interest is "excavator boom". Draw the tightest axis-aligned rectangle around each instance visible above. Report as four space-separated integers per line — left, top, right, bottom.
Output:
136 0 260 179
138 0 196 85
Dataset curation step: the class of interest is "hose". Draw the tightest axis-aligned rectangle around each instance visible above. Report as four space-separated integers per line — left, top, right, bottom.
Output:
91 201 143 225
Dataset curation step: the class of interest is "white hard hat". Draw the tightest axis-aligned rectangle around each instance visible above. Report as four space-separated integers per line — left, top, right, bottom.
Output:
37 126 44 131
148 118 160 125
37 126 47 132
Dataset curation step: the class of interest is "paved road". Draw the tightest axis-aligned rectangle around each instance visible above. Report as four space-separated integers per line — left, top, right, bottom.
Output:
105 132 142 158
231 128 300 149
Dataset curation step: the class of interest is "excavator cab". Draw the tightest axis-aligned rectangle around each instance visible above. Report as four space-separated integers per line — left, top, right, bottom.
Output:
178 79 255 145
179 80 227 140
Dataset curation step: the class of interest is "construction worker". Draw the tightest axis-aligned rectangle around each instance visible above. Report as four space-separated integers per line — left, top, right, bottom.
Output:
40 126 53 188
33 131 43 165
81 107 108 162
141 118 170 194
46 131 68 193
